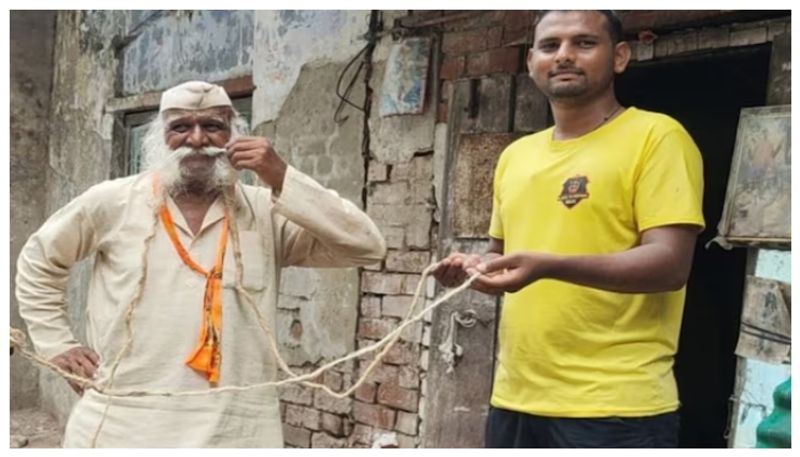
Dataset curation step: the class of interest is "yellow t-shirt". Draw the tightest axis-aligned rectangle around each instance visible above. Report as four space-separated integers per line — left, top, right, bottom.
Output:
489 107 705 418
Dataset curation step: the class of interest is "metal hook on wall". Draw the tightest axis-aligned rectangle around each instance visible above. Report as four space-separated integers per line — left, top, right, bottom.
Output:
438 309 477 374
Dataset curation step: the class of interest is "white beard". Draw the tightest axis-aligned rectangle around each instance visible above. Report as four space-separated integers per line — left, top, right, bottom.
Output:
140 112 250 196
140 121 239 197
153 145 238 196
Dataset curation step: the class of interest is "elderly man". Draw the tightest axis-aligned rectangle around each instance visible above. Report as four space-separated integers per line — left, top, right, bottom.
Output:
16 81 387 447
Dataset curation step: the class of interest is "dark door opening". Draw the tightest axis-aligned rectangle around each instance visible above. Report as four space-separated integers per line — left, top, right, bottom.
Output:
616 44 771 447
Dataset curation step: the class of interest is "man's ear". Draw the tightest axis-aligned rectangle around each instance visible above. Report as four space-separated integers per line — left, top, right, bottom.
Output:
613 41 632 74
526 47 536 78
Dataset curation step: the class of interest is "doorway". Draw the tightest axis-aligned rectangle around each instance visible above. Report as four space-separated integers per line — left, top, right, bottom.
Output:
616 44 771 447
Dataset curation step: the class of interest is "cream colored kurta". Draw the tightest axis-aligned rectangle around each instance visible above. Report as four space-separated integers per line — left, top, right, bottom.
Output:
15 166 386 447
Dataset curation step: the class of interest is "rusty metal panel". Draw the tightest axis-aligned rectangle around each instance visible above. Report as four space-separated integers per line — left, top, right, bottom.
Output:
454 75 514 134
713 105 791 248
451 133 522 238
734 276 791 364
422 239 498 448
475 75 513 133
767 31 790 105
514 74 549 133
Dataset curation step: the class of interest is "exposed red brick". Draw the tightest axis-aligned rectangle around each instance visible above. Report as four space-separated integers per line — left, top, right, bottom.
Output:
466 47 521 77
353 401 397 430
354 382 377 403
357 318 395 340
279 384 313 406
395 411 419 435
377 383 419 412
503 26 532 46
332 358 355 374
362 272 419 295
620 10 730 34
283 423 311 448
487 26 503 48
313 390 351 415
360 362 399 384
311 432 347 448
442 11 496 32
406 10 443 23
381 295 414 318
400 321 423 344
321 412 345 437
356 339 376 362
397 364 420 389
502 10 535 32
442 29 488 55
360 296 381 318
285 404 321 430
348 424 374 447
383 340 419 365
385 250 432 274
440 55 465 80
323 370 343 392
396 432 417 448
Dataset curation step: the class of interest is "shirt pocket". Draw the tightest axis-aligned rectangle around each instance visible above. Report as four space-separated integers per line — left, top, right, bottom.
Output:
223 230 266 291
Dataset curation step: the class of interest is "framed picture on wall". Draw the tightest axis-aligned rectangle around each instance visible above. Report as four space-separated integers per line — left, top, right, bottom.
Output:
713 105 791 248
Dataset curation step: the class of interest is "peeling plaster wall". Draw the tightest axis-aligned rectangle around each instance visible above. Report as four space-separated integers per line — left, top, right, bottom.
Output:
250 11 371 366
10 10 57 411
121 11 253 95
252 11 370 125
267 61 366 364
40 10 129 424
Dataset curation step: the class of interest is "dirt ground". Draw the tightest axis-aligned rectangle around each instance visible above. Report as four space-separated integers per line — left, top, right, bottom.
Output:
9 408 63 448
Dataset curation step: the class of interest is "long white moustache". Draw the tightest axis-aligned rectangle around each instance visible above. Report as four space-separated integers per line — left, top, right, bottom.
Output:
170 146 226 160
155 146 237 194
199 146 226 157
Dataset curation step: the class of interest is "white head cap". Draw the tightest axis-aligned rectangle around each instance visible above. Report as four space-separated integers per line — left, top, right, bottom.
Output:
159 81 232 113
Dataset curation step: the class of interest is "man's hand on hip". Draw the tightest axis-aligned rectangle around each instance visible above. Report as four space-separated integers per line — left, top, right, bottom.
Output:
50 346 100 395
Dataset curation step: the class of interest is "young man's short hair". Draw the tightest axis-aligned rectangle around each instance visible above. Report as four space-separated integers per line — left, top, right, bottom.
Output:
534 10 624 45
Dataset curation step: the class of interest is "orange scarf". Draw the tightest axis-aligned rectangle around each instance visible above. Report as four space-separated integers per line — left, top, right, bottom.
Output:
155 179 230 384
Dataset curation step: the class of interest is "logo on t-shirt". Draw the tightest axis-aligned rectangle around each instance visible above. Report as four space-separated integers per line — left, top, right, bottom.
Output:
558 175 590 208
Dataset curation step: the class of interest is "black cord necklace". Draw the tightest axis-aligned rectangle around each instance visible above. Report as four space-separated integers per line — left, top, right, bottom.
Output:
552 104 625 141
597 104 623 129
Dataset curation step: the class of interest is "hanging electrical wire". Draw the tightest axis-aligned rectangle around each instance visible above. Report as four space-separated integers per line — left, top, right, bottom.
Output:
333 11 381 125
333 45 368 124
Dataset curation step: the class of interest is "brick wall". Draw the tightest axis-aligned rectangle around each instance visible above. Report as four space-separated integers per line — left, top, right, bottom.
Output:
351 153 436 448
436 11 533 125
628 16 789 63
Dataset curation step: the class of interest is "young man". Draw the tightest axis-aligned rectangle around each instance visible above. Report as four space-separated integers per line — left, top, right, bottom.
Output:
16 81 386 447
433 11 705 448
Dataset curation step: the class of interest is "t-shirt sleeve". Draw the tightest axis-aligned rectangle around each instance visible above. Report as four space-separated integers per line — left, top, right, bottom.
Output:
488 150 508 240
634 126 706 232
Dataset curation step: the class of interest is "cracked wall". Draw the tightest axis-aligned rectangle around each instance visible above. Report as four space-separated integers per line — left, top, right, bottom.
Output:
10 10 57 411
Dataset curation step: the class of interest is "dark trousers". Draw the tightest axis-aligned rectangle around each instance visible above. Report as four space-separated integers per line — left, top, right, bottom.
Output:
485 406 680 448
